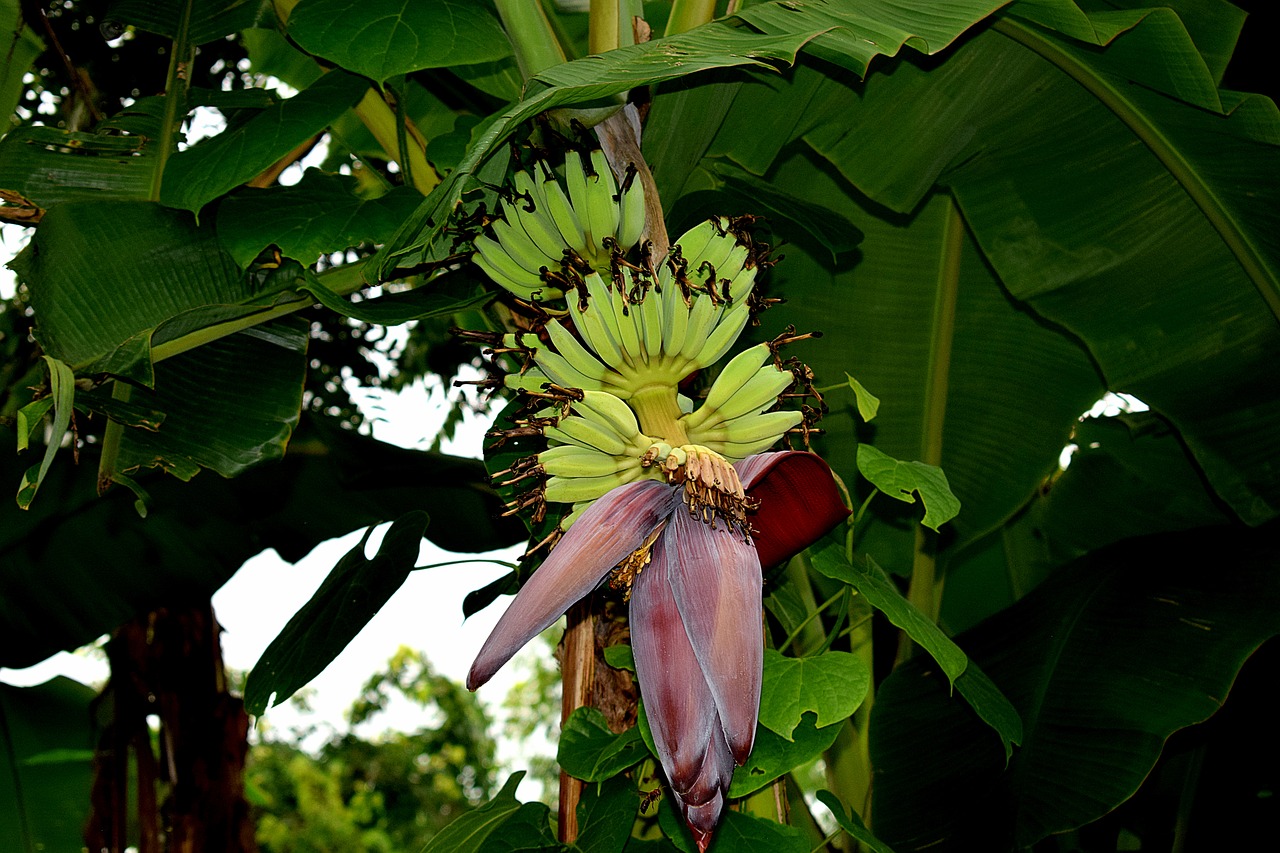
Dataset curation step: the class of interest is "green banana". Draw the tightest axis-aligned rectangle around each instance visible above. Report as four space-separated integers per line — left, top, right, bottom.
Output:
472 237 547 298
616 169 646 250
492 218 559 274
565 151 595 251
579 273 627 366
539 444 636 478
713 433 795 461
511 170 569 264
639 288 665 359
694 300 752 370
545 467 641 504
660 275 690 356
546 414 630 456
541 170 588 253
678 293 719 364
691 343 773 422
545 319 612 383
700 364 795 425
531 347 609 393
667 219 720 270
691 409 803 445
606 280 644 363
574 389 641 439
587 149 621 254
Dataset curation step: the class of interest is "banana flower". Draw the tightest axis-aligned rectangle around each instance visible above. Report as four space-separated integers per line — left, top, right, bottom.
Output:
467 450 848 850
464 154 848 849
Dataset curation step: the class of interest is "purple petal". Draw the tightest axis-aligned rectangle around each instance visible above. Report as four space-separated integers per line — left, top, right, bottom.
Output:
677 734 733 852
467 479 678 690
667 508 763 766
630 530 719 799
738 451 851 570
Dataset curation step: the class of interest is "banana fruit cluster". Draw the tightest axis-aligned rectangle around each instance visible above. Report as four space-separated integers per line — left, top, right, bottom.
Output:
473 150 812 529
472 150 645 301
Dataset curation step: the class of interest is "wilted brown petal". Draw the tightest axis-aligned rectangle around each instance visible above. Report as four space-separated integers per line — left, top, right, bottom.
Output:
738 451 850 569
666 508 762 766
630 529 720 798
467 479 679 690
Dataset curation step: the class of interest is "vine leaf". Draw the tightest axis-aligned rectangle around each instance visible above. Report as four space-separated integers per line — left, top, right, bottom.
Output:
758 649 870 740
856 444 960 531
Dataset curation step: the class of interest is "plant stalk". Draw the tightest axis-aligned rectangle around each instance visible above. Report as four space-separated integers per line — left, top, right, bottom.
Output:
495 0 568 81
148 0 196 201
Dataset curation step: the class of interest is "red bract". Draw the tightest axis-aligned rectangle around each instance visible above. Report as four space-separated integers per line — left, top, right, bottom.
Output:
467 451 849 851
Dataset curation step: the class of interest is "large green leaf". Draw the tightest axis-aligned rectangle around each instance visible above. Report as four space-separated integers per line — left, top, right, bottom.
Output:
217 170 425 266
243 510 430 715
789 8 1280 523
0 127 156 208
869 522 1280 850
106 0 268 44
287 0 513 85
0 420 525 668
0 678 95 853
161 71 370 214
14 201 250 381
113 320 308 480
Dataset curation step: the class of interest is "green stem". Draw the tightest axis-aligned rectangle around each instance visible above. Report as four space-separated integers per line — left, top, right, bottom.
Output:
495 0 568 81
149 0 196 200
354 89 438 196
96 381 132 495
897 197 962 663
589 0 620 54
664 0 716 37
629 385 690 445
147 260 368 367
777 588 845 655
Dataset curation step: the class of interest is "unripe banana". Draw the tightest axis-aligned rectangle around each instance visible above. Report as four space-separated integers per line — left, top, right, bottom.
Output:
533 348 609 392
574 389 640 439
694 300 752 370
678 294 719 364
546 415 630 456
668 219 720 268
504 367 552 394
587 149 621 252
511 170 570 263
473 234 544 291
726 264 758 306
565 151 595 251
492 218 559 274
684 225 738 274
545 468 640 504
579 273 627 366
660 279 689 356
540 444 636 478
616 170 646 251
682 343 772 427
545 319 612 382
699 364 795 425
606 282 643 363
691 409 802 445
712 433 794 461
541 171 588 253
639 289 664 358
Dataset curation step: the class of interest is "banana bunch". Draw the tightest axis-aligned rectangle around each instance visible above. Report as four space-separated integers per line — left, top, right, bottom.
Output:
682 342 803 460
472 150 646 301
503 216 760 402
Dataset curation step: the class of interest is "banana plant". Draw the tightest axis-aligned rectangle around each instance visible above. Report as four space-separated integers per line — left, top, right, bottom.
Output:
2 1 1278 851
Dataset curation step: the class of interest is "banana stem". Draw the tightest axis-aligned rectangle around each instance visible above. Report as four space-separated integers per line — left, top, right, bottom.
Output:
148 0 195 201
664 0 716 36
353 89 438 196
629 385 690 446
495 0 568 81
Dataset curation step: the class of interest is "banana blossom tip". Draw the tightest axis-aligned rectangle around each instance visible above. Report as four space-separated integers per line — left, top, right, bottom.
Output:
466 451 849 847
